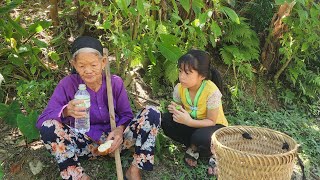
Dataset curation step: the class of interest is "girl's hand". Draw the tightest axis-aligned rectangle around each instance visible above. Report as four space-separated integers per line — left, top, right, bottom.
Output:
64 99 87 119
172 107 192 126
106 126 124 153
168 101 181 113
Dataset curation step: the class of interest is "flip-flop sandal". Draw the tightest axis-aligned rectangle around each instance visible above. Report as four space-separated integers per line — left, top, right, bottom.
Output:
184 148 199 168
207 157 218 176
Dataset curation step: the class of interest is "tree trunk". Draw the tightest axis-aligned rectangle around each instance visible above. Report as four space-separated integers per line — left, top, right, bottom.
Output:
274 57 292 85
260 2 295 74
49 0 59 26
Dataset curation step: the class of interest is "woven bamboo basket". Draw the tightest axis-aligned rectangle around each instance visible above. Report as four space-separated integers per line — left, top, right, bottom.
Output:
211 126 298 180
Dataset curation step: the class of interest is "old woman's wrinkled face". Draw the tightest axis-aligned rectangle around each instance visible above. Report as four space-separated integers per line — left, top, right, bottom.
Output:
72 52 106 86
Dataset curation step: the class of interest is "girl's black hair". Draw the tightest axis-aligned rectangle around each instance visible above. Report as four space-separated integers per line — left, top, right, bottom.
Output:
177 49 223 91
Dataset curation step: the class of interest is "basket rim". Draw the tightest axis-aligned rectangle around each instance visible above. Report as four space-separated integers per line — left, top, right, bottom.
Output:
212 126 299 158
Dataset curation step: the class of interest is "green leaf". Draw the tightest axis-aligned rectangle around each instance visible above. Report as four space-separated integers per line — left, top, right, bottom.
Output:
191 19 200 27
32 38 48 48
157 42 183 63
28 20 51 33
103 21 111 30
147 48 156 65
297 9 308 25
18 45 32 54
17 111 40 143
41 71 49 78
310 5 319 19
30 66 36 75
275 0 286 5
156 24 168 34
137 0 145 16
301 43 308 52
0 164 3 180
180 0 190 12
164 61 178 85
220 46 235 65
2 101 21 127
220 6 240 24
199 12 208 25
130 46 143 67
171 0 178 13
159 34 180 45
48 51 60 61
224 0 236 7
8 53 24 67
115 0 131 15
171 13 183 23
192 0 204 16
0 0 23 14
6 15 28 37
210 21 222 37
238 63 254 80
0 103 8 118
128 7 138 16
209 35 216 48
32 47 41 55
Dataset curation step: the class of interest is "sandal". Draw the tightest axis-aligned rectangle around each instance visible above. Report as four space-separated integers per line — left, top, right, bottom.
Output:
184 147 199 168
207 156 218 176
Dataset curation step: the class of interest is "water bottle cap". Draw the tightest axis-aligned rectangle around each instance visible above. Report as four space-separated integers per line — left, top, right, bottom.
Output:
78 84 86 90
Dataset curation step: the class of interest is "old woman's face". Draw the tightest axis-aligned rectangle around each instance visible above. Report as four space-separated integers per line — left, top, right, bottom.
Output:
72 52 106 86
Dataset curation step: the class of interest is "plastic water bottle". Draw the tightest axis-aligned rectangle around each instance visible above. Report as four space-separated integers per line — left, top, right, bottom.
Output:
74 84 90 133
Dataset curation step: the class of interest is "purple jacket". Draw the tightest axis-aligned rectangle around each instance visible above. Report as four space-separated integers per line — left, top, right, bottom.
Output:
36 74 134 141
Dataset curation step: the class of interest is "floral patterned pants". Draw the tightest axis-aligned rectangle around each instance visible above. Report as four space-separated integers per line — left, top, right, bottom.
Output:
39 106 161 180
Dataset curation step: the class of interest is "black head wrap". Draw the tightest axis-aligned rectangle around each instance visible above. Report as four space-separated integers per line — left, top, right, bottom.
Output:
71 36 103 55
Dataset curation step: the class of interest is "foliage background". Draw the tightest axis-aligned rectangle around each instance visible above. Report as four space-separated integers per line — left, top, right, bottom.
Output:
0 0 319 179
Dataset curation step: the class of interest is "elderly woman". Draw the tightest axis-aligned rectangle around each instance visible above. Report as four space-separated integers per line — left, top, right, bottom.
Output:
37 36 161 180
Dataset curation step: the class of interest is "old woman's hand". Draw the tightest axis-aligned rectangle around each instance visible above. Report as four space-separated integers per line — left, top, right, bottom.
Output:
106 125 125 153
64 99 87 119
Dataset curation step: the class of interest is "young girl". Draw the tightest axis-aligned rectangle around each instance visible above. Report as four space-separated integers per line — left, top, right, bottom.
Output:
161 49 228 176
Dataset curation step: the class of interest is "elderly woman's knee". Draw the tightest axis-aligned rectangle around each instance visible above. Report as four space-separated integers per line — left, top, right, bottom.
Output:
39 120 63 142
144 105 161 126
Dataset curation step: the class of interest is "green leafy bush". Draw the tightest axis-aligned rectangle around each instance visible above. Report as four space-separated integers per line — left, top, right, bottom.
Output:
239 0 275 33
0 1 53 87
278 1 320 105
77 0 252 94
16 80 56 113
219 18 260 80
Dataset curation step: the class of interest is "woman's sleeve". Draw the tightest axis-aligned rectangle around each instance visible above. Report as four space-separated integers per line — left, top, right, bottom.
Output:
207 89 222 109
173 84 181 103
36 79 73 129
113 76 134 127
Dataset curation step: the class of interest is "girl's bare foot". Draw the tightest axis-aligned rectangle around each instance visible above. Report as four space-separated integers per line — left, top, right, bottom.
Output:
125 164 141 180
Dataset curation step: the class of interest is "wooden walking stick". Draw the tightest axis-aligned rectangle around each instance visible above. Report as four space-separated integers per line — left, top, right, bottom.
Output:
104 48 124 180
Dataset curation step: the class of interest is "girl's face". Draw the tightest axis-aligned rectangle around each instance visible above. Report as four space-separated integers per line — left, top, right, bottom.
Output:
72 52 106 86
178 64 205 89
